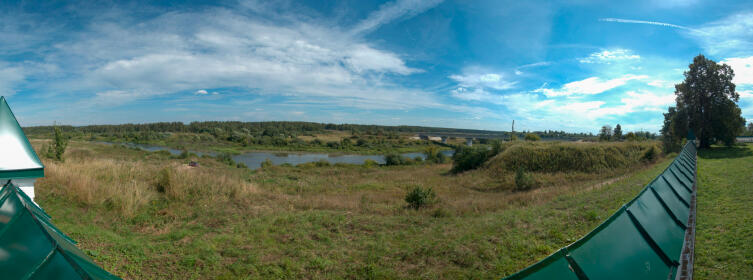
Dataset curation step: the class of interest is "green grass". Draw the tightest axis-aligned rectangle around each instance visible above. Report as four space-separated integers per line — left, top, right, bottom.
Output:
695 144 753 278
32 140 678 279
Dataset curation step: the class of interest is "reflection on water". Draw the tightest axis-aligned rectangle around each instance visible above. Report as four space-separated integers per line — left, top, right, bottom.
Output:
100 142 453 170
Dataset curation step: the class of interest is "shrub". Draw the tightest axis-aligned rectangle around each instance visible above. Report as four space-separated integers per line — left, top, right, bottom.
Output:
524 133 541 141
363 159 379 167
384 154 403 166
451 146 492 173
641 145 661 163
414 156 424 163
514 168 536 191
405 186 436 210
216 152 235 166
314 159 331 167
424 145 443 163
155 168 172 193
178 149 190 159
260 158 273 168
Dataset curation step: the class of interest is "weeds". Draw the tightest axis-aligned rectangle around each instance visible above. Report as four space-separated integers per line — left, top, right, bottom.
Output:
404 186 436 209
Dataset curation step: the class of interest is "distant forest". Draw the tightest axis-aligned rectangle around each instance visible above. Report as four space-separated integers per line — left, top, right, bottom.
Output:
23 121 593 141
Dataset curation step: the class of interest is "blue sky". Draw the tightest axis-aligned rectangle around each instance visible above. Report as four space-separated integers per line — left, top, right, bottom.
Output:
1 0 752 133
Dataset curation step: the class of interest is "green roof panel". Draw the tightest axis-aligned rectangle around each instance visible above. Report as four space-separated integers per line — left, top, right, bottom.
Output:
0 181 120 279
0 96 44 178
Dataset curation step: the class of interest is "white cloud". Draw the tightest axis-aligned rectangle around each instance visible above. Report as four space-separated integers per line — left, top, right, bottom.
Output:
450 87 502 104
534 75 648 97
647 79 675 88
580 49 640 64
350 0 444 35
722 56 753 85
195 89 208 95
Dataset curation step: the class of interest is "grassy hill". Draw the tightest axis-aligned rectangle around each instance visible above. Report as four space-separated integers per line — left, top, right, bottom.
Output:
32 140 677 279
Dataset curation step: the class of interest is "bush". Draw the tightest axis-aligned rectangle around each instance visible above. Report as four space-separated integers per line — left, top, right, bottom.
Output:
424 145 443 163
524 133 541 141
641 145 662 163
314 159 331 167
451 146 492 173
260 158 273 168
384 154 403 166
363 159 379 167
514 168 536 191
216 152 235 166
405 186 436 210
155 168 172 193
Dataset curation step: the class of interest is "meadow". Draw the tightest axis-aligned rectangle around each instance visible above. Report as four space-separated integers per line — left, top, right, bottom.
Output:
31 139 722 279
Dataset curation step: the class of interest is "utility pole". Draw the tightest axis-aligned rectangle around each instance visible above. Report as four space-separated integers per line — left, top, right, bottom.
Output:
511 120 515 141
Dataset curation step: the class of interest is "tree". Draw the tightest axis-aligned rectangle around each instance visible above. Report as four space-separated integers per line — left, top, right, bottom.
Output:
747 122 753 136
613 124 623 141
665 54 746 148
661 106 688 152
598 125 612 141
52 125 68 161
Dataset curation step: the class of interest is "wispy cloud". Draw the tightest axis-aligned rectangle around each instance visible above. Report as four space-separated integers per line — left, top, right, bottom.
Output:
534 75 648 97
599 18 704 34
580 49 640 64
692 13 753 56
4 3 435 110
350 0 443 35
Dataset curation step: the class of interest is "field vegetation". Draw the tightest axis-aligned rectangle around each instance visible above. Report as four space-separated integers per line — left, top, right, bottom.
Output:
24 121 597 155
695 144 753 278
31 139 676 279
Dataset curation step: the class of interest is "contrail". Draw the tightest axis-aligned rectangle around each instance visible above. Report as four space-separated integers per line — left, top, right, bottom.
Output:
600 18 706 34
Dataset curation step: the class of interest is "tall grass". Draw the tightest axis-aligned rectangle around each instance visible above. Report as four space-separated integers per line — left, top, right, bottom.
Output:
39 146 257 217
486 141 661 173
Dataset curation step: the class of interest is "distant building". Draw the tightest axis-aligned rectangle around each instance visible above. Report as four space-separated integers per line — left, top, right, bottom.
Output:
466 138 473 146
428 136 442 142
409 135 421 140
737 136 753 143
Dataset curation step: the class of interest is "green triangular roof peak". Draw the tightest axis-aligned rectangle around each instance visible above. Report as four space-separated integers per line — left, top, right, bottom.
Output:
0 96 44 178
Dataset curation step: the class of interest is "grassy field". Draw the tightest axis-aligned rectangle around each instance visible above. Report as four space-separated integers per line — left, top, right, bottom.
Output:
694 144 753 278
33 140 675 279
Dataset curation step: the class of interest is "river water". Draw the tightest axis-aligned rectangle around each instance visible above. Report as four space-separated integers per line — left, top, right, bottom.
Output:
103 142 453 169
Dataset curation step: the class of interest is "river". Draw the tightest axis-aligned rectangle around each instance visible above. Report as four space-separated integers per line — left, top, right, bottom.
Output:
101 142 453 169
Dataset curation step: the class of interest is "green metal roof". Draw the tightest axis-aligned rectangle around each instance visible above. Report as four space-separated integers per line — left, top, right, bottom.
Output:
0 96 44 178
0 181 121 279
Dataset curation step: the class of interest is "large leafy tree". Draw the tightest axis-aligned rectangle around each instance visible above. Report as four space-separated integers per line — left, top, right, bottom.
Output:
662 54 746 149
613 124 622 140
